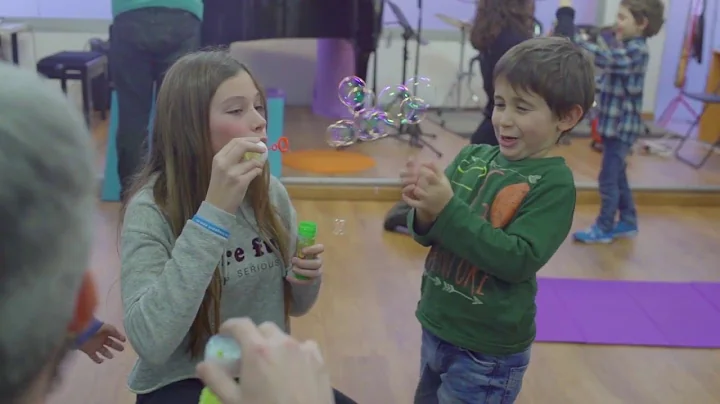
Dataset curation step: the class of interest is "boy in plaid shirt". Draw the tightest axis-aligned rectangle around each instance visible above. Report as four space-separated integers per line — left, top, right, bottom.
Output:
571 0 665 243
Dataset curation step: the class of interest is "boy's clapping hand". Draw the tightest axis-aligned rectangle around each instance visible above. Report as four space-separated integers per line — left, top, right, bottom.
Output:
401 162 454 219
400 158 419 197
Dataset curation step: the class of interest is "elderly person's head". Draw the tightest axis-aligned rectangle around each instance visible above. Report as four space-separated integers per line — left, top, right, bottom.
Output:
0 62 97 403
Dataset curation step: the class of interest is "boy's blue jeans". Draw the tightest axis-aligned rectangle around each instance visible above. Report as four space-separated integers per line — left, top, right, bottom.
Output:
596 137 637 232
413 329 530 404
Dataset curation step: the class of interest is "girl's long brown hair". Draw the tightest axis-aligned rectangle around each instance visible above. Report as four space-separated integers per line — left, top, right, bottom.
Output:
471 0 536 50
120 50 292 358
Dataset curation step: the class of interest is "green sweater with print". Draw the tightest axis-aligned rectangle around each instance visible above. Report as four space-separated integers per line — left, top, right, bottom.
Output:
112 0 203 19
408 144 576 355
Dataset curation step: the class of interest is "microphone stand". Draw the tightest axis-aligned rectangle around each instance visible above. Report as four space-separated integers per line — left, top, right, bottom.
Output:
383 0 442 157
371 0 382 95
413 0 422 90
372 36 378 95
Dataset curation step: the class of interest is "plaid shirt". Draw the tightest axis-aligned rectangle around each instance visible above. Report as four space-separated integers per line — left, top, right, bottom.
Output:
575 36 649 145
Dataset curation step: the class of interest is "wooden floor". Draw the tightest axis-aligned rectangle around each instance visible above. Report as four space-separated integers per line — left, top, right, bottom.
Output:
90 108 720 189
48 201 720 404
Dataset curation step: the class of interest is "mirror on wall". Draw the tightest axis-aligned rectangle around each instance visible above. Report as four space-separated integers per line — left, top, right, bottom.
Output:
262 0 597 185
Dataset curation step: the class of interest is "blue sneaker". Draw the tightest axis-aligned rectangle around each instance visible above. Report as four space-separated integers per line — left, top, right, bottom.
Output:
612 221 638 239
573 224 613 244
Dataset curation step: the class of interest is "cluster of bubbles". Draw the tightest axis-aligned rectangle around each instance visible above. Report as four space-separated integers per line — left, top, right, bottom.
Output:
325 76 435 148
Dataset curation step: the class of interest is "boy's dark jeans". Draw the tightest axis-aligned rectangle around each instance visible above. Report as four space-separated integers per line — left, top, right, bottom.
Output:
110 7 201 196
596 137 637 233
413 329 529 404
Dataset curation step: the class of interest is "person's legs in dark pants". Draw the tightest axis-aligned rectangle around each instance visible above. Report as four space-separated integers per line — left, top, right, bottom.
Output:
355 0 382 83
111 14 155 197
150 15 201 91
595 138 624 233
136 379 204 404
614 148 638 237
111 8 200 197
355 51 371 83
596 137 635 234
470 115 498 146
573 137 633 243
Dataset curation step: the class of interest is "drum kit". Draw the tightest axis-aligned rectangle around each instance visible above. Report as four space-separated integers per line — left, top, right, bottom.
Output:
431 13 544 128
432 13 480 128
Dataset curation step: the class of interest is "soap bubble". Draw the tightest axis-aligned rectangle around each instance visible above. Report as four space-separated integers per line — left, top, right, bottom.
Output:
400 96 430 124
333 219 345 236
353 109 390 141
325 120 356 148
353 88 376 113
328 76 436 146
338 76 367 109
404 76 436 103
376 85 412 125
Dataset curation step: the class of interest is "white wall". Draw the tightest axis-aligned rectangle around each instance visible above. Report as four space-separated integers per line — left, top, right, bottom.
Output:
715 0 720 48
654 0 719 122
1 0 667 114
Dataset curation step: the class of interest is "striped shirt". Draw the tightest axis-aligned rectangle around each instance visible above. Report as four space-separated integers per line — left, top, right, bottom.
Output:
575 36 649 145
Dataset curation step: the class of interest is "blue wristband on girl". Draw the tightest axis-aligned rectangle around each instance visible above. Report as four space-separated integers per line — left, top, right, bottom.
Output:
74 317 104 349
192 214 230 239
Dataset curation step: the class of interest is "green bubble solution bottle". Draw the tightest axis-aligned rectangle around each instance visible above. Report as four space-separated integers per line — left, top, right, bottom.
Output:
199 387 221 404
295 221 318 280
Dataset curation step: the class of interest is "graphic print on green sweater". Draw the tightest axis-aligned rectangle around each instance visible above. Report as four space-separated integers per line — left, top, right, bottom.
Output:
409 145 576 354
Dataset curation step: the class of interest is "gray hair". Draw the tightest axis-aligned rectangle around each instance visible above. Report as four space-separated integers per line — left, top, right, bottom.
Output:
0 63 95 401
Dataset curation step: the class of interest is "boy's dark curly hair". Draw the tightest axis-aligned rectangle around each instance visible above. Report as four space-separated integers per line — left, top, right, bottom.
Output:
470 0 536 50
494 37 596 125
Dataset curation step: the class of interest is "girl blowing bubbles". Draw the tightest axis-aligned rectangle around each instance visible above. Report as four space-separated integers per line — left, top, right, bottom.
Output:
119 50 326 404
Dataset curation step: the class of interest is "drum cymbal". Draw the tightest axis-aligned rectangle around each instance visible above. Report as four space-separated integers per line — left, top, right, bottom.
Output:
435 13 471 31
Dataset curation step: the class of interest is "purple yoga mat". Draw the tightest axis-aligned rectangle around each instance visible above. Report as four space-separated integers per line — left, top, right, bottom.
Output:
692 282 720 312
535 280 585 342
535 278 720 348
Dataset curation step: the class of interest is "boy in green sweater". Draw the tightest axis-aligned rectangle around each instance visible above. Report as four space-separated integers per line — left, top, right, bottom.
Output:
401 37 595 404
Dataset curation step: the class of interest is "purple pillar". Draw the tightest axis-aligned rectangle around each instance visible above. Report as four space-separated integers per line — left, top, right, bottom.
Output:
313 39 356 120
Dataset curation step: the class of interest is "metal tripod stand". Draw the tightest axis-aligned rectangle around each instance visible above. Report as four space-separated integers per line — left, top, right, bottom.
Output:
383 0 442 158
431 14 481 128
